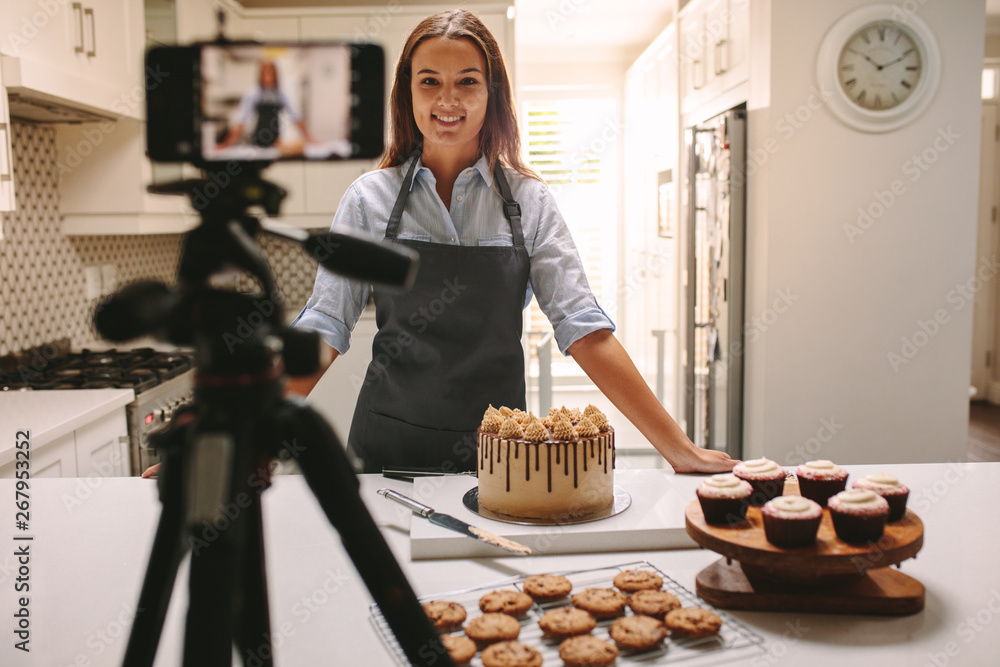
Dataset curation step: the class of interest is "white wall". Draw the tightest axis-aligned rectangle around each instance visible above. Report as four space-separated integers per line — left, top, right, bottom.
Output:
744 0 985 465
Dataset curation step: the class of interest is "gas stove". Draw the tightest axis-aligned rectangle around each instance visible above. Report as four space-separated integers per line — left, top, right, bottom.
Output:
0 342 196 476
0 347 194 392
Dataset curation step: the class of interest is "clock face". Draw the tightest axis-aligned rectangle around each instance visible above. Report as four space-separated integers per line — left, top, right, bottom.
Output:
837 21 922 112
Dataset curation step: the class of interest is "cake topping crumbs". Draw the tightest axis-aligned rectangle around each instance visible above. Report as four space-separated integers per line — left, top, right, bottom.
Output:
576 417 599 437
481 411 503 433
499 417 525 439
553 420 578 441
523 420 549 442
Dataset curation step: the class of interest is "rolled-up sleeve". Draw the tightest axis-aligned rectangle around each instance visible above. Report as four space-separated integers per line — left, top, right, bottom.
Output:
289 185 371 354
526 184 615 355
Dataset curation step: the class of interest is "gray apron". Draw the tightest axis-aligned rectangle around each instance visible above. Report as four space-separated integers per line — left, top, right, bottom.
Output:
346 152 530 473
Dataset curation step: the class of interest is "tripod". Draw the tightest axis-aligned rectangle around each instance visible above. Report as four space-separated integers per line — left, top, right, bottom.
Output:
97 171 455 667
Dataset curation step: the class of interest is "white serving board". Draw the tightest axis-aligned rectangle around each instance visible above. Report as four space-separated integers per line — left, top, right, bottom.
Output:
407 469 702 560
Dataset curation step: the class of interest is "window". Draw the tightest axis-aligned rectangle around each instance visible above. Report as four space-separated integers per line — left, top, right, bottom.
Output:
523 98 619 376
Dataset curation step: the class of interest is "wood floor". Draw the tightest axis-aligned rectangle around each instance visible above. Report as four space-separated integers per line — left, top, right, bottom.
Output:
968 401 1000 462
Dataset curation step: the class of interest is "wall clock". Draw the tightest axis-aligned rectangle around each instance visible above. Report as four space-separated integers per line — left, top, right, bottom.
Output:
816 5 941 133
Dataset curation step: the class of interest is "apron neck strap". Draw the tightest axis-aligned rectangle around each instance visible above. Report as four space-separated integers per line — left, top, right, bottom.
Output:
492 162 525 248
385 149 526 248
385 148 422 240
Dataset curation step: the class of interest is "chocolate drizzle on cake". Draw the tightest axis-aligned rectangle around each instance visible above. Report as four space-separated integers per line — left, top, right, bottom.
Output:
479 434 614 492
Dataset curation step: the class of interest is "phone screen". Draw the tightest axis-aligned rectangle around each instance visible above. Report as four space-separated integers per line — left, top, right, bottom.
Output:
200 44 354 162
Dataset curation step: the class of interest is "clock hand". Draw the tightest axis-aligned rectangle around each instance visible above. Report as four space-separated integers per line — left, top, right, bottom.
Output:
847 48 886 70
879 52 914 69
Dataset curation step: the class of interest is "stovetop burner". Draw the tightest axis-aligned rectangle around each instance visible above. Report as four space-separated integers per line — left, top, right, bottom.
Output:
0 345 194 394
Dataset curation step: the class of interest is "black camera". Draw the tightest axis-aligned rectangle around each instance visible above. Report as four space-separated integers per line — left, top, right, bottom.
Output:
145 41 384 165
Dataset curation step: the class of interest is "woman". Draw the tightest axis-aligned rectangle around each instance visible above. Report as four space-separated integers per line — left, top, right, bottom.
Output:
217 60 313 152
289 10 734 475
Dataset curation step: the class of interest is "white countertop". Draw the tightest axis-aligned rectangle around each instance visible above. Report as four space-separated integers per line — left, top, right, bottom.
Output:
0 462 997 666
0 389 134 465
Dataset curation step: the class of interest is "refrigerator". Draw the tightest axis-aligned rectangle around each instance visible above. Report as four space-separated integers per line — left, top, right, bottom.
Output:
682 107 746 460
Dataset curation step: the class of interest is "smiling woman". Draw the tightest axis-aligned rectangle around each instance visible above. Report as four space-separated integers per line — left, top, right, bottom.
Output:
289 9 735 476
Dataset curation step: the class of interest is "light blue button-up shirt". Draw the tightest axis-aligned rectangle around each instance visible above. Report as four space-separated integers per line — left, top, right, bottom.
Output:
291 154 614 355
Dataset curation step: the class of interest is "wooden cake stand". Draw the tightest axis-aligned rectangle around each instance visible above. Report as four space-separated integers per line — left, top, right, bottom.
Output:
684 484 925 615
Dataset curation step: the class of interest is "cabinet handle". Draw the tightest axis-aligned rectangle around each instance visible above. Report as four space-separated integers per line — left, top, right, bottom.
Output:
715 39 728 75
693 59 705 90
0 124 11 183
72 3 84 54
84 7 96 58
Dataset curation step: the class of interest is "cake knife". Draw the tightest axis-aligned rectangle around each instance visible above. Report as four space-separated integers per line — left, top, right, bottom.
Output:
377 488 532 555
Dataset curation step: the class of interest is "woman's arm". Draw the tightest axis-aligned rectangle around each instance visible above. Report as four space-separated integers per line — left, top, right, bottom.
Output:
568 329 736 474
285 342 338 397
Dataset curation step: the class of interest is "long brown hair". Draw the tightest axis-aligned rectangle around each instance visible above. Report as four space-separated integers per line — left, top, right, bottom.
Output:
376 10 540 181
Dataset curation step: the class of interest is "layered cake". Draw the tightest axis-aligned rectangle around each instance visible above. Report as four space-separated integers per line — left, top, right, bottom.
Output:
477 405 615 519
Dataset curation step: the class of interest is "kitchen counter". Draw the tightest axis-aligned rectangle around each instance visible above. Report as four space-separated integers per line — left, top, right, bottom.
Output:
0 462 997 666
0 389 133 466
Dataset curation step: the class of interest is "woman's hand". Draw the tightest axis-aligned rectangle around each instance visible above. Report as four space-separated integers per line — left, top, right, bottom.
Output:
141 463 161 478
665 445 736 474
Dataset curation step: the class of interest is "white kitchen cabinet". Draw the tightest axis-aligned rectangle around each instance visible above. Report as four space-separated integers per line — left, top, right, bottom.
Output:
0 60 15 219
678 0 749 116
74 407 129 477
0 408 128 479
0 432 76 478
0 0 144 120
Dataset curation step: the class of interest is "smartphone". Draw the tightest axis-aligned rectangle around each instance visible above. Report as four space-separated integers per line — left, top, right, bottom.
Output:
145 41 384 164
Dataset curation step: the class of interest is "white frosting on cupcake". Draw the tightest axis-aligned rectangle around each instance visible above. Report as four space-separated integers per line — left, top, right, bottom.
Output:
697 474 752 498
762 495 822 519
853 472 907 493
829 489 889 514
797 459 846 480
735 457 785 480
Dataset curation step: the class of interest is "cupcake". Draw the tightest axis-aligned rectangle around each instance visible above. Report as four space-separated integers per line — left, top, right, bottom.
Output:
733 458 787 505
761 496 823 547
795 460 848 506
696 474 753 525
852 472 909 521
828 489 890 543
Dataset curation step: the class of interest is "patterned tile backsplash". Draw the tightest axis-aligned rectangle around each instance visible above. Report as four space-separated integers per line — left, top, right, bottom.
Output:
0 122 321 356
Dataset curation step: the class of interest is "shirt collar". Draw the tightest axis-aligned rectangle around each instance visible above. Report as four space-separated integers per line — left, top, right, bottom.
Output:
410 153 494 191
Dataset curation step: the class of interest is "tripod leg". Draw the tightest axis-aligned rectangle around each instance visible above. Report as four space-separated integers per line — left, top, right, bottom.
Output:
279 400 455 667
233 467 274 667
122 439 189 667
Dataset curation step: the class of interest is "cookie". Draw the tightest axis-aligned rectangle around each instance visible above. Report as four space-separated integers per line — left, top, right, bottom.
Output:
479 590 534 616
538 607 596 638
558 635 619 667
422 600 467 631
464 613 522 645
523 574 573 602
612 569 664 593
480 640 543 667
439 634 477 665
570 587 627 619
664 607 723 638
627 589 681 619
609 615 667 651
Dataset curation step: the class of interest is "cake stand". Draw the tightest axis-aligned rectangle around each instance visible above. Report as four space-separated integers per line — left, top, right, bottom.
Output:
684 484 925 615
